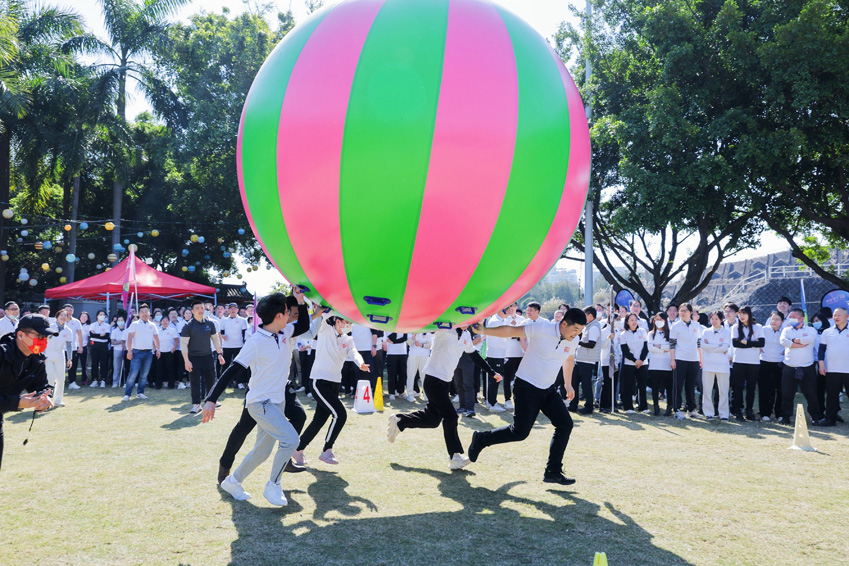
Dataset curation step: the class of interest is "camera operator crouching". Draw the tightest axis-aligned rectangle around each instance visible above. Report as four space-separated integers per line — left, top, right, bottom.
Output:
0 314 55 471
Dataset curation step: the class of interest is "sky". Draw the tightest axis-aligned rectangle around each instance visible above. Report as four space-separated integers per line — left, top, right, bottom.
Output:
70 0 788 295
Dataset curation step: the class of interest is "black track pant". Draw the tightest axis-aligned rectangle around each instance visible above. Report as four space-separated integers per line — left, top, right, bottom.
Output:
569 361 596 411
386 354 407 395
621 363 648 411
189 354 216 405
89 342 110 384
484 358 505 406
759 361 782 418
502 357 522 401
219 387 306 470
475 378 573 474
599 365 616 410
731 362 760 415
825 372 849 421
780 364 823 421
650 369 673 411
398 375 462 456
298 380 346 452
673 360 700 411
453 354 475 412
299 351 315 393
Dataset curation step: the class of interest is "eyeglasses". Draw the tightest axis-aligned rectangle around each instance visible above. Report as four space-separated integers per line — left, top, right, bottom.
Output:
22 331 46 339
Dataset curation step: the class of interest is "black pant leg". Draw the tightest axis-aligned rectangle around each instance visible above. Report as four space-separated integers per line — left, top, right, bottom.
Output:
599 365 614 410
0 416 4 472
399 375 448 431
219 405 258 470
538 384 575 475
744 363 760 413
478 378 544 450
485 358 504 406
759 361 777 417
780 365 799 419
503 357 521 401
636 364 648 410
428 377 463 456
300 380 345 451
730 364 745 415
285 386 307 434
684 361 699 411
620 364 636 411
357 350 377 390
299 352 314 392
798 365 823 421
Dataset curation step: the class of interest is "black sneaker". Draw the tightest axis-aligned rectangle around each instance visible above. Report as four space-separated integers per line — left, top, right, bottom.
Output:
218 465 230 484
285 458 307 473
468 431 484 463
777 417 790 425
577 406 593 415
836 415 845 423
816 418 836 427
543 472 576 486
745 411 756 421
663 409 672 417
735 413 746 422
653 407 660 416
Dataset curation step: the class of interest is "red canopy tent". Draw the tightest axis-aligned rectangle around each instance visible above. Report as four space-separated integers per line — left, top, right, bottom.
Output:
45 255 216 302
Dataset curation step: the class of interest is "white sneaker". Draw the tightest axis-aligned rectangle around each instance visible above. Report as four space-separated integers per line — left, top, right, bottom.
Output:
674 410 687 419
452 395 459 403
295 386 305 393
220 475 251 501
99 381 106 388
112 383 120 388
136 393 148 400
177 382 187 390
641 409 651 415
319 449 339 465
90 381 98 387
504 400 514 410
449 453 471 470
293 450 307 466
237 383 245 390
625 409 635 414
263 481 288 506
389 394 395 400
121 395 130 402
387 415 401 443
68 382 80 390
405 394 415 402
489 403 506 412
190 404 201 414
306 393 313 399
761 416 770 422
688 410 701 418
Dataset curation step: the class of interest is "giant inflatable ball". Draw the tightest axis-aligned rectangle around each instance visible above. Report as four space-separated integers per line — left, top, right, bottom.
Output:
238 0 591 331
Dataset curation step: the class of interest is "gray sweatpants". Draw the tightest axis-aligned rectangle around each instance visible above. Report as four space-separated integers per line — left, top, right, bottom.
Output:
233 400 299 485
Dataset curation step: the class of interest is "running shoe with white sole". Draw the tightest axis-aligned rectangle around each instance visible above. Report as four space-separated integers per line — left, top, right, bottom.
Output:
220 475 251 501
136 393 148 400
319 449 339 465
489 403 506 412
263 481 288 506
449 453 471 470
504 400 514 410
387 415 401 443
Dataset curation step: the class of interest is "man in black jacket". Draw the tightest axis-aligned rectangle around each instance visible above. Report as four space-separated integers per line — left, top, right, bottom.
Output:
0 314 55 470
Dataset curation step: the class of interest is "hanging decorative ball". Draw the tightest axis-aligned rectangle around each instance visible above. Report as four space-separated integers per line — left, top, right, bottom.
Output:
29 279 37 287
65 254 76 263
16 237 22 243
1 208 13 219
137 232 143 238
0 255 8 262
190 234 199 243
223 271 230 277
188 265 196 272
220 245 226 251
181 266 188 272
15 279 20 283
105 222 115 231
223 252 231 258
64 224 72 231
20 218 27 225
19 273 29 282
113 244 123 251
151 229 160 237
181 249 189 256
55 246 62 253
0 249 6 255
96 264 103 269
43 241 52 249
41 263 50 271
59 276 67 283
195 261 201 266
55 267 63 274
237 228 245 235
80 222 89 230
145 257 152 265
197 236 205 244
236 274 243 280
88 253 95 260
123 239 130 245
34 242 43 250
128 244 138 253
218 237 224 244
107 253 117 262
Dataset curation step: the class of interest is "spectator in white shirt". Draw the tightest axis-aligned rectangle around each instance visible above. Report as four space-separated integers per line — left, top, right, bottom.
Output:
776 296 793 327
123 304 160 401
669 303 703 417
778 308 824 425
811 311 829 414
44 309 73 407
156 317 180 389
88 310 112 388
0 301 19 338
647 314 673 416
701 311 731 420
730 306 764 421
629 300 649 331
110 318 126 387
819 307 849 426
63 304 84 389
620 313 649 414
759 310 785 420
220 302 248 369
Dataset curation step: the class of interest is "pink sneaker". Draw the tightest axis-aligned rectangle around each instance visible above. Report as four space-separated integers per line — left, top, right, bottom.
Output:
319 449 339 465
292 450 307 466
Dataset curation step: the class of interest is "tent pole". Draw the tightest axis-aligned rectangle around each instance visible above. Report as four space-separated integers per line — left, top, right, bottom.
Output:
106 292 110 318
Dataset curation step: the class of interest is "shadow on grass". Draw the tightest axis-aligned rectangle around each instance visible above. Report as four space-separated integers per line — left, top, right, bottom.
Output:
161 413 202 430
222 462 695 566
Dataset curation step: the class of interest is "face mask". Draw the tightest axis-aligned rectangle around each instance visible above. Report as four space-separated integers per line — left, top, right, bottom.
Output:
204 309 211 316
338 322 352 335
117 321 125 329
97 314 106 322
812 321 822 330
655 320 665 329
7 314 17 322
28 336 48 354
154 314 163 322
792 318 803 328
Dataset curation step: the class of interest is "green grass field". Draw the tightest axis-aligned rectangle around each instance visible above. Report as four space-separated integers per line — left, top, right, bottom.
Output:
2 386 847 566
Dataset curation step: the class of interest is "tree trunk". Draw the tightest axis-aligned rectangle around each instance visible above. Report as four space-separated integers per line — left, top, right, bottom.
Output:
68 173 81 282
0 129 10 303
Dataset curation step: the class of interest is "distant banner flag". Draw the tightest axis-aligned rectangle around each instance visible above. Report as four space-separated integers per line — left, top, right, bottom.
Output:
821 289 849 313
615 289 635 309
121 248 137 312
800 280 808 322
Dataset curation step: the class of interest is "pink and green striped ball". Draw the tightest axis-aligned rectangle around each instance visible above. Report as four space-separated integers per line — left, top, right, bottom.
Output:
238 0 591 332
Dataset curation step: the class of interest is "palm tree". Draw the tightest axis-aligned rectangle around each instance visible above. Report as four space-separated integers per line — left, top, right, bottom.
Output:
91 0 189 256
0 0 87 300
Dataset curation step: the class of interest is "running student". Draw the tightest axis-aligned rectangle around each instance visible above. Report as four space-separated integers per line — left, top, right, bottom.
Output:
387 325 501 470
205 295 320 483
295 311 369 466
468 308 587 485
203 290 308 507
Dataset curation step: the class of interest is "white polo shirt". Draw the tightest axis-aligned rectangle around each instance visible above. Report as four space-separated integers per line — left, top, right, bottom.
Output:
515 320 579 389
386 333 409 356
312 314 365 383
408 333 432 358
670 319 702 362
127 319 159 350
503 315 526 358
701 326 731 373
111 326 126 351
731 323 763 365
220 315 249 348
820 324 849 373
761 325 785 362
66 317 82 349
88 321 112 343
422 329 476 382
485 314 508 359
235 325 296 405
45 324 73 362
620 327 648 367
780 325 816 367
351 323 374 352
158 324 180 353
0 316 17 338
647 331 672 371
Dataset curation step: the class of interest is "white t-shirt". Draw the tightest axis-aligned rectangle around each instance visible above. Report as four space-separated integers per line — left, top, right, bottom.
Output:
503 315 526 358
0 316 17 338
312 313 365 382
385 333 409 356
422 329 477 382
761 325 784 362
820 325 849 373
80 323 91 346
111 326 126 351
45 324 73 361
127 319 159 350
158 324 180 353
351 323 375 352
670 319 702 362
702 326 731 373
647 331 672 371
408 333 432 358
731 323 763 365
620 327 648 367
515 320 578 389
66 317 82 349
780 325 816 367
220 315 249 348
235 325 295 405
485 314 508 359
